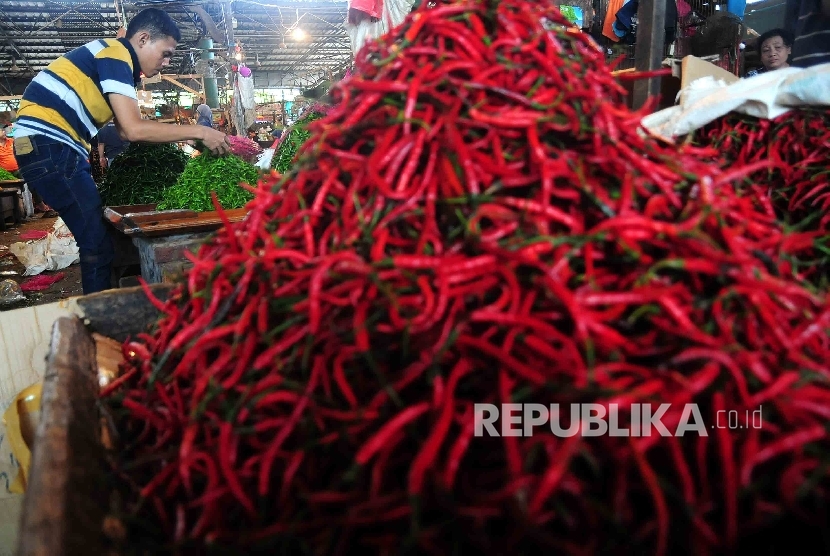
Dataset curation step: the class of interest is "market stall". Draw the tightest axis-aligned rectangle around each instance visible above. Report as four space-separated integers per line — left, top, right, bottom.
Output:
3 0 829 554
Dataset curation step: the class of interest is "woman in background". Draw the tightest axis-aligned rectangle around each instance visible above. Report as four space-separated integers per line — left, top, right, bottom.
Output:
195 102 213 127
745 28 793 77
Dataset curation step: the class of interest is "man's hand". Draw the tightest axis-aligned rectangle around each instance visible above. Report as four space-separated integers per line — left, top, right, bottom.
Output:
109 94 231 152
200 127 231 156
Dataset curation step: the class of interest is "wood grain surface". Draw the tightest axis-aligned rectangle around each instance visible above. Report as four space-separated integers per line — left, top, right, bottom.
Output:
16 316 105 556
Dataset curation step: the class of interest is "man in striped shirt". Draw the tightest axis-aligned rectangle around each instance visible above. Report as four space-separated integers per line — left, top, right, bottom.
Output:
13 8 230 294
785 0 830 67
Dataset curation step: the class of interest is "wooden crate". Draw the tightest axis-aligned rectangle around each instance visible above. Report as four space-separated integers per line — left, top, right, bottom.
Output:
16 284 173 556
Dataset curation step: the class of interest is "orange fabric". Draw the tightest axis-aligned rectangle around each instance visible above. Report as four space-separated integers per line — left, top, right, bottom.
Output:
0 139 18 172
603 0 625 42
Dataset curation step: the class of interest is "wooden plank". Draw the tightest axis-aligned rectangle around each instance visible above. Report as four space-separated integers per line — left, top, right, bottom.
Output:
104 205 247 237
122 209 199 225
105 206 202 234
127 208 248 237
93 333 125 388
632 0 666 111
103 205 156 228
160 75 201 96
16 316 105 556
73 283 174 343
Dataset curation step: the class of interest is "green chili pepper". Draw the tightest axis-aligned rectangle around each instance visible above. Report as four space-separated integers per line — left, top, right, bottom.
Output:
157 151 259 212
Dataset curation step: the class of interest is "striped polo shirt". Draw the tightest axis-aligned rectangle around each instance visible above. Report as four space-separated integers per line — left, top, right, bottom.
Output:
16 38 141 157
786 0 830 67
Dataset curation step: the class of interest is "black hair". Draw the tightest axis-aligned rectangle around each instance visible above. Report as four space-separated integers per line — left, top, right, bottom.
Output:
756 28 793 57
126 8 181 43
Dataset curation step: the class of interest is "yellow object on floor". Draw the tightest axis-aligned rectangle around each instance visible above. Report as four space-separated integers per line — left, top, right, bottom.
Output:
2 381 42 494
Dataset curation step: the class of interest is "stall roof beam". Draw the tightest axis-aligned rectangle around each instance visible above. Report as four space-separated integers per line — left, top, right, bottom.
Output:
160 74 203 96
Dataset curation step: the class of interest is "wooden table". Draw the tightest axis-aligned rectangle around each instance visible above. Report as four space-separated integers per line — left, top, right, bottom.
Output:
0 179 24 230
103 204 248 286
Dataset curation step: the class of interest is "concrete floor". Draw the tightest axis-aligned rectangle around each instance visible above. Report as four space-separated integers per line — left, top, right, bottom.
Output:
0 214 83 310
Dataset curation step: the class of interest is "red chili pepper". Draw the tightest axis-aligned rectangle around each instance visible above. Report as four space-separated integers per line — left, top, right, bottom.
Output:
357 405 431 467
713 393 738 548
409 359 471 495
527 434 581 516
257 355 322 496
750 425 826 467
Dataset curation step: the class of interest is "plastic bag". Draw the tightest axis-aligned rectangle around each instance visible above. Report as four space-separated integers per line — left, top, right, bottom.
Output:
9 217 80 276
21 183 34 218
257 148 276 170
641 62 830 139
238 74 256 110
0 278 25 307
2 381 42 494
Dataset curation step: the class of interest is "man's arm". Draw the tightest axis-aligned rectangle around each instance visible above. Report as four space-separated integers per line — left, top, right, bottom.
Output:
109 94 230 155
97 143 106 167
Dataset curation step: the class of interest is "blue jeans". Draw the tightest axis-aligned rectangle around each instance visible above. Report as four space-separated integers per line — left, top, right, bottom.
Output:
14 136 114 294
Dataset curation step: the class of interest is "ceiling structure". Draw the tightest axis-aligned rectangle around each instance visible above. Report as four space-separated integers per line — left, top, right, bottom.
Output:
0 0 789 97
0 0 352 96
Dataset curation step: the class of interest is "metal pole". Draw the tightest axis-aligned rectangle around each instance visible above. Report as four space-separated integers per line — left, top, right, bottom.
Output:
632 0 666 111
199 37 220 108
222 0 235 58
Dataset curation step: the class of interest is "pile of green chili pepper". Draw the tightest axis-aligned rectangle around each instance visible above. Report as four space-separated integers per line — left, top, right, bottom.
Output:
100 1 830 554
98 143 190 207
271 109 327 174
0 167 18 180
157 151 259 212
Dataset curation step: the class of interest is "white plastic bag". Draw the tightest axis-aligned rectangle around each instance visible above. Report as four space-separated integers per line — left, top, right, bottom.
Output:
641 62 830 139
238 74 256 110
257 148 276 171
21 184 33 219
9 218 80 276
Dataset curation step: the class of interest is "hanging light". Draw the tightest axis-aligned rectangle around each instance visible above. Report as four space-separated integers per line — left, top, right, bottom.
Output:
292 27 306 41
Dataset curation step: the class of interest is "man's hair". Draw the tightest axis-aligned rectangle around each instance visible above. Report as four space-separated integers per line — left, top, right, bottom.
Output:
126 8 181 43
756 28 793 57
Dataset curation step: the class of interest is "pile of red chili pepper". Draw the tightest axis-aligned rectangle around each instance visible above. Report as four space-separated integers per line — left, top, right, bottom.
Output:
100 0 830 554
692 108 830 286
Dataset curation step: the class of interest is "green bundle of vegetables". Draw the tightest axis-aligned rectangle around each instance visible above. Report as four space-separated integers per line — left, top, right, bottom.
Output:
0 168 18 180
157 151 258 212
271 110 326 173
99 143 189 207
